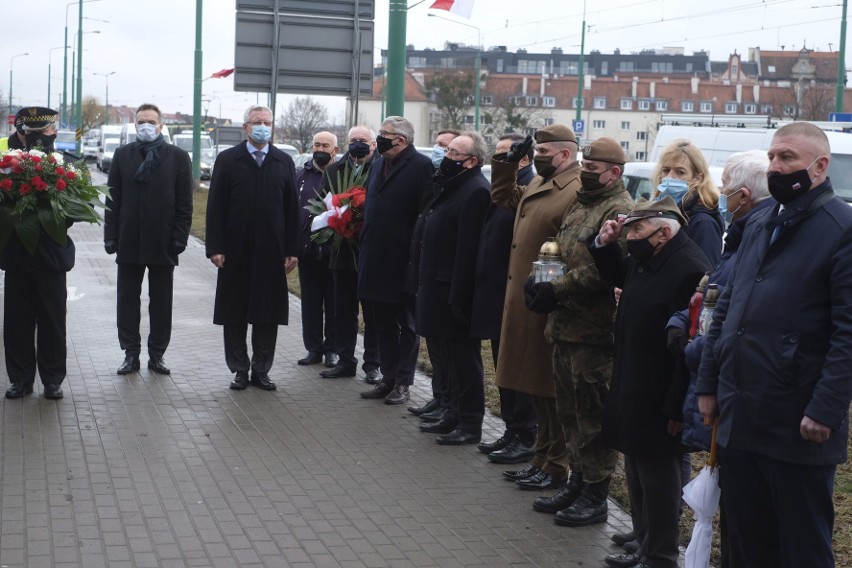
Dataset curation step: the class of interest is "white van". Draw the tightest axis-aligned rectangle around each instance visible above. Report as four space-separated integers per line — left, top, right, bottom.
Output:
650 123 852 202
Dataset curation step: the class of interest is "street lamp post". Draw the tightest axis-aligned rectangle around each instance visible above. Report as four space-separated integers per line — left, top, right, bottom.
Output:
9 52 29 131
70 28 99 141
428 13 481 131
93 71 115 125
49 46 69 111
64 0 101 128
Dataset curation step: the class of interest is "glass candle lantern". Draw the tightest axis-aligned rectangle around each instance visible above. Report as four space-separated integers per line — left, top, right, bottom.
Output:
532 238 566 283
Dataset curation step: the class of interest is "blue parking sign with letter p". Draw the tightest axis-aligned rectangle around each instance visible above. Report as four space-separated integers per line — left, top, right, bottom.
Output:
573 119 584 134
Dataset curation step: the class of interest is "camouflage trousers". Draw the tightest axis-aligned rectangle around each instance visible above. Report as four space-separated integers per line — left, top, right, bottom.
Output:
552 341 618 483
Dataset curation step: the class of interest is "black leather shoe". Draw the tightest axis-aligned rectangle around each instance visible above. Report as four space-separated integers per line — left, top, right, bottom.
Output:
419 418 457 434
117 356 140 375
477 433 512 454
533 471 584 514
623 540 640 554
364 369 381 384
43 384 64 400
436 429 481 445
502 464 541 482
324 353 339 367
298 352 322 365
360 382 393 399
408 398 440 416
604 553 640 568
419 407 447 423
320 364 356 378
554 478 610 526
487 437 535 464
611 531 636 547
230 371 249 390
148 355 170 375
250 371 277 390
515 471 567 491
5 383 34 399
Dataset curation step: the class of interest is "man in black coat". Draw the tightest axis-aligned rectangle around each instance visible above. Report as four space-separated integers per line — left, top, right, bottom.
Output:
105 103 193 376
358 116 433 405
590 197 710 568
205 105 300 391
698 123 852 568
415 132 491 445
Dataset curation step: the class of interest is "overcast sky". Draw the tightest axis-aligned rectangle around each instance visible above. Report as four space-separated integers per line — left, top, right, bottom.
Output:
2 0 846 125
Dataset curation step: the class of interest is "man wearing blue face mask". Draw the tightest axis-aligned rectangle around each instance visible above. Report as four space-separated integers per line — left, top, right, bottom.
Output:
430 129 460 170
206 105 300 392
105 103 193 377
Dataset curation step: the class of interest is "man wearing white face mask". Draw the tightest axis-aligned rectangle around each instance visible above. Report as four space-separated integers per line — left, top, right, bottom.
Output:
105 103 193 376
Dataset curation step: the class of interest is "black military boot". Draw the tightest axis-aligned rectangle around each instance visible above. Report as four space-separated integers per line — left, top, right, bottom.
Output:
533 470 583 514
554 477 610 527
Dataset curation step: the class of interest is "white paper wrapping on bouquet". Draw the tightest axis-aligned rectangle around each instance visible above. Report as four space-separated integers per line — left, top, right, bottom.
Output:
311 192 350 232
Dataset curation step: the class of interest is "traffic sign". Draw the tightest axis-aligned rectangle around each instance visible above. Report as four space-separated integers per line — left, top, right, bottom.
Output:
829 112 852 122
573 119 585 134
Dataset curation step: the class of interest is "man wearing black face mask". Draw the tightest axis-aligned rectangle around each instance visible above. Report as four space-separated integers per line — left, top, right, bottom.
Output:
697 122 852 568
295 131 340 369
589 197 710 568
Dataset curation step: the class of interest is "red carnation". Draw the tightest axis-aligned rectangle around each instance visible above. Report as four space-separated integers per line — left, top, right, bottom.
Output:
18 182 32 195
29 155 42 164
32 176 48 192
65 170 77 180
0 179 12 191
55 166 66 176
56 178 67 191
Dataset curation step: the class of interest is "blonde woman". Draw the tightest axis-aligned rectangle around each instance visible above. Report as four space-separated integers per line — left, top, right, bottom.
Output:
652 139 724 265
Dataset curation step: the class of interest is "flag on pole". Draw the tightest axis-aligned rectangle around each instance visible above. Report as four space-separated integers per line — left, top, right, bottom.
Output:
429 0 475 19
210 68 235 79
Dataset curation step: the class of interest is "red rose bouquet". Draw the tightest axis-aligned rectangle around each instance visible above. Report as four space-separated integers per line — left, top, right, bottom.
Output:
0 148 108 254
306 164 369 257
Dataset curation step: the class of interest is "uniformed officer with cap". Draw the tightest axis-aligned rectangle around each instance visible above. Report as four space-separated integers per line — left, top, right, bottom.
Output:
0 106 73 400
588 195 710 568
488 124 581 492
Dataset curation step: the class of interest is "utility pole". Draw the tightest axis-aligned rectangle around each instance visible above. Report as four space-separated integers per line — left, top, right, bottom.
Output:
576 0 586 144
836 0 848 113
386 0 406 118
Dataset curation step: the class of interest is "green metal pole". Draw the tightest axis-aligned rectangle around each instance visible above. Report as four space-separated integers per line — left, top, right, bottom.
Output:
63 21 69 126
75 0 83 153
386 0 407 118
192 0 203 183
837 0 848 113
48 62 51 110
575 0 586 142
474 42 481 130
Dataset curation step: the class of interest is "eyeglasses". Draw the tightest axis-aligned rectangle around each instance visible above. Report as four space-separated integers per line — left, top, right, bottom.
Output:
445 149 472 159
248 121 272 127
378 130 399 138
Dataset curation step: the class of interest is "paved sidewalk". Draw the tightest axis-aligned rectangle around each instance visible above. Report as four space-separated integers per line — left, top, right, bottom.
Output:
0 203 633 567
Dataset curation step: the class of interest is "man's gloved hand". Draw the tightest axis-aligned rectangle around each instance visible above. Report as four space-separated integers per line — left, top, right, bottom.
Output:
524 277 558 314
666 325 688 357
506 135 533 163
169 240 186 256
104 240 117 255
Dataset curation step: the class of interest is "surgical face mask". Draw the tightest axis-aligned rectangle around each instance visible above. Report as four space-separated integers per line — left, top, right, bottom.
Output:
534 154 557 180
580 169 612 192
136 123 159 143
439 156 467 178
767 157 821 204
718 188 743 225
627 227 662 262
376 135 396 154
431 144 446 168
656 178 689 204
313 151 332 168
249 124 272 143
348 140 370 159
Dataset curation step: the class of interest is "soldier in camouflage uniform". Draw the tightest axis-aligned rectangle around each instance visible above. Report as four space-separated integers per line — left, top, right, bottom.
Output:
524 137 633 526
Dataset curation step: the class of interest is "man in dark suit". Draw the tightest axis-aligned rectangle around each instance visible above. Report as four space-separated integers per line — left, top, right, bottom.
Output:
358 116 433 405
205 105 300 391
105 103 193 376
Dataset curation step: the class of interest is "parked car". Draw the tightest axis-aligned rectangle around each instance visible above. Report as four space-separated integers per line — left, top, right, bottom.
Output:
172 133 215 180
55 130 78 153
83 138 99 161
97 138 120 172
273 143 299 157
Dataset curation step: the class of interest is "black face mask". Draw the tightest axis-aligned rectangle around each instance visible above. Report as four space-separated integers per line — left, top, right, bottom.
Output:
439 156 467 178
348 140 370 159
580 169 611 192
25 132 56 152
534 155 557 180
767 168 814 205
376 135 396 154
312 151 332 168
627 227 662 262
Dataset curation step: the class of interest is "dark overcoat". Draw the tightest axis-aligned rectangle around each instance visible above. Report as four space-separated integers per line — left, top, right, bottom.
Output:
416 167 491 339
105 140 193 266
697 182 852 465
591 230 711 456
358 145 432 303
205 142 299 325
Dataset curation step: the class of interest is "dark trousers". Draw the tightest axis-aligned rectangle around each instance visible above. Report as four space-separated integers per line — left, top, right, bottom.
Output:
531 396 571 478
426 338 449 407
367 298 419 387
223 323 278 374
624 452 682 568
492 336 536 442
117 263 174 358
437 337 484 433
332 269 380 371
719 446 836 568
298 256 335 356
3 270 67 386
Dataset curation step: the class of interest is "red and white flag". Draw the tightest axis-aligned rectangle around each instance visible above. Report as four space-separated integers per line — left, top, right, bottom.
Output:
210 68 234 79
429 0 475 19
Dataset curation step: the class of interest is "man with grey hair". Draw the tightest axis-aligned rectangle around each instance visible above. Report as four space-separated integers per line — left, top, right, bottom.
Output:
358 116 433 404
415 131 491 444
206 104 300 391
590 197 710 568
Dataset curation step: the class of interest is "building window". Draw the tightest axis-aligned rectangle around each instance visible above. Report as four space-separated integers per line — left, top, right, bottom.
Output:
635 151 646 161
483 95 493 105
700 101 713 113
784 104 797 116
542 96 556 107
618 61 634 72
465 95 474 104
601 61 608 76
519 60 545 74
408 56 426 67
655 100 668 111
621 121 630 131
744 103 757 114
725 102 738 113
636 131 647 140
544 118 555 126
681 100 694 112
593 120 606 129
496 59 504 73
620 141 630 150
526 96 538 107
440 57 456 69
638 99 651 111
620 99 633 110
572 97 585 109
464 115 474 124
761 104 774 114
511 96 523 106
594 97 607 109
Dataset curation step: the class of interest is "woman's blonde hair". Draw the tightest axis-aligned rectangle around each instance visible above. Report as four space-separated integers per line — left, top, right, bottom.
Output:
652 139 719 209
